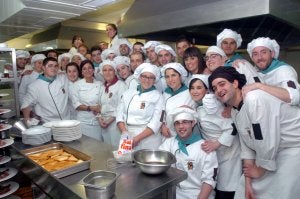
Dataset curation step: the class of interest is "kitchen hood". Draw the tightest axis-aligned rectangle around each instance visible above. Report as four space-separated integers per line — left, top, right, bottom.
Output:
118 0 300 48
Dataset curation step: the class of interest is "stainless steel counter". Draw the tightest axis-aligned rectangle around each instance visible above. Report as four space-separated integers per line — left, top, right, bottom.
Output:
11 135 187 199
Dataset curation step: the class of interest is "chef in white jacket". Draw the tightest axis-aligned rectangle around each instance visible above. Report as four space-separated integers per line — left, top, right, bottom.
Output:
246 37 300 105
70 60 101 140
189 74 241 199
159 106 218 199
19 53 46 105
117 63 163 150
161 62 196 138
209 67 300 199
98 60 126 149
21 57 70 123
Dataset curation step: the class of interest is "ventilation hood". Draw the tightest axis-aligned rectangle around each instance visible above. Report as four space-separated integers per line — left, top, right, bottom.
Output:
118 0 300 48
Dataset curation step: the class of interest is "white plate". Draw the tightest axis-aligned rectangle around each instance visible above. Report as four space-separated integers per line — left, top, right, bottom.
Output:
52 120 80 128
0 168 17 183
0 139 14 149
0 124 11 131
42 121 57 128
0 94 9 97
0 156 11 165
0 109 11 115
23 126 51 135
0 181 19 198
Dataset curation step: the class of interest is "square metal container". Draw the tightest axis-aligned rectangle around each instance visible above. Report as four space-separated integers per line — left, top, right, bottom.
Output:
21 142 91 178
81 170 117 199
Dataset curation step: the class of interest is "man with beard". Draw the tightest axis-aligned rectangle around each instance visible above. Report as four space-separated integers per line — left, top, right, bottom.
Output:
209 67 300 199
245 37 300 105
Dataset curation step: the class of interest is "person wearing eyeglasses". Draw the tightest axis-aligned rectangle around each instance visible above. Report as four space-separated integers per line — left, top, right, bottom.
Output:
21 57 70 124
159 106 218 199
116 63 163 150
188 74 241 199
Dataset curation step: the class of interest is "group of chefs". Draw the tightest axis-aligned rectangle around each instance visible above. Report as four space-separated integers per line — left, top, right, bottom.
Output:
15 24 300 199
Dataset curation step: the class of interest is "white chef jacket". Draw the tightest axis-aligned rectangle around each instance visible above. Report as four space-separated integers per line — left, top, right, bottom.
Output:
125 75 138 90
258 64 300 105
68 80 79 120
21 74 70 122
70 78 102 140
163 89 196 136
116 87 163 150
232 89 300 199
159 138 218 199
100 80 126 148
198 95 241 192
235 60 262 85
19 71 41 105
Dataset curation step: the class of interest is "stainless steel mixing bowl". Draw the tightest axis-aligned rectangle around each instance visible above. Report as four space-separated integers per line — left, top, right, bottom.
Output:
133 149 176 175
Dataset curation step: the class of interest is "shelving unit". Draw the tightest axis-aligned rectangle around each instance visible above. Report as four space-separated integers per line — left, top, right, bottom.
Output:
0 47 20 120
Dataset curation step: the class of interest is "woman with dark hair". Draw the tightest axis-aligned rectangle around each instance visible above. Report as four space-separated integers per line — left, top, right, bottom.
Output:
106 23 122 52
183 47 210 82
70 59 102 140
69 35 84 55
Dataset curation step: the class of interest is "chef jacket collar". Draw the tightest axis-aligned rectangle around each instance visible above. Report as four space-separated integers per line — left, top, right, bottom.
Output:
137 85 156 95
38 74 56 83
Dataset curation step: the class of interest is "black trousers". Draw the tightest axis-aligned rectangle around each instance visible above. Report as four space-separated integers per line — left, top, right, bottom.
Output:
215 189 235 199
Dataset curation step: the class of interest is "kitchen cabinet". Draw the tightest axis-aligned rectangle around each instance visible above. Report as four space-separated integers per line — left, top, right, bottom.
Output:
0 47 20 119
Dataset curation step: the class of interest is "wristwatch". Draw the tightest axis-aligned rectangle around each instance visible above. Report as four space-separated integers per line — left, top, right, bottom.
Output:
87 106 91 112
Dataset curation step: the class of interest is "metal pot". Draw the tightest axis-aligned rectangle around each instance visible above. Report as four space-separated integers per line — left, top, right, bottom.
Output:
133 149 176 175
81 170 118 199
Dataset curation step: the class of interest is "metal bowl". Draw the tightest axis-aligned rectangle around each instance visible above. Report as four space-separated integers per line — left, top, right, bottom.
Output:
133 149 176 175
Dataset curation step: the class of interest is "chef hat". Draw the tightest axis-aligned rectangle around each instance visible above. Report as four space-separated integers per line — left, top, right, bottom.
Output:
208 66 247 90
101 48 117 61
143 41 162 50
155 44 177 57
72 53 85 61
114 56 130 67
118 39 133 49
247 37 280 59
216 29 243 48
161 62 188 82
206 46 227 58
134 63 161 82
101 59 117 72
16 50 30 59
168 106 198 131
58 53 72 63
31 54 46 65
188 74 209 89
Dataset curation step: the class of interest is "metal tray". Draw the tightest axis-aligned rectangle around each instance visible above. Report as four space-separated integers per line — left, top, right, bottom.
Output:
21 142 91 178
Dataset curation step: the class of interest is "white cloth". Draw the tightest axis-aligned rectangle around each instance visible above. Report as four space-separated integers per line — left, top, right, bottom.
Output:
133 63 161 82
31 54 46 65
163 90 196 136
161 62 188 83
101 48 118 61
258 64 300 105
21 74 70 122
68 80 78 120
109 35 122 55
100 80 126 148
124 75 137 90
235 60 262 85
19 71 41 105
159 139 218 199
69 47 78 55
217 29 242 48
116 87 163 150
197 98 241 191
206 46 226 57
155 44 176 57
16 50 30 58
232 89 300 199
247 37 280 59
70 78 102 140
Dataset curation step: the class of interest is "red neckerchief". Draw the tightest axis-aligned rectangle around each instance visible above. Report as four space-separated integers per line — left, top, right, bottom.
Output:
104 76 118 93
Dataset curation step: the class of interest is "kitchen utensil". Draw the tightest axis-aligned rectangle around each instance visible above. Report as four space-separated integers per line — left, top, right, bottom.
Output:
133 149 176 175
81 170 118 199
13 120 28 132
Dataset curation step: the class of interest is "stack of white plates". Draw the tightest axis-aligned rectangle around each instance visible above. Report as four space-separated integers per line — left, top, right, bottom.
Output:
22 126 51 146
50 120 81 142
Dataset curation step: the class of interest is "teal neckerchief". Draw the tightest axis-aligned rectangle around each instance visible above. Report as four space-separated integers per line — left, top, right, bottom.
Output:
164 84 188 96
224 53 244 67
37 74 56 83
176 132 202 156
137 85 156 95
259 59 288 74
92 62 100 68
196 100 203 107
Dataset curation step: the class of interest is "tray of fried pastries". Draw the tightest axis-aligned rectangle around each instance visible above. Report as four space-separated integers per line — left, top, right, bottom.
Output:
21 143 91 178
